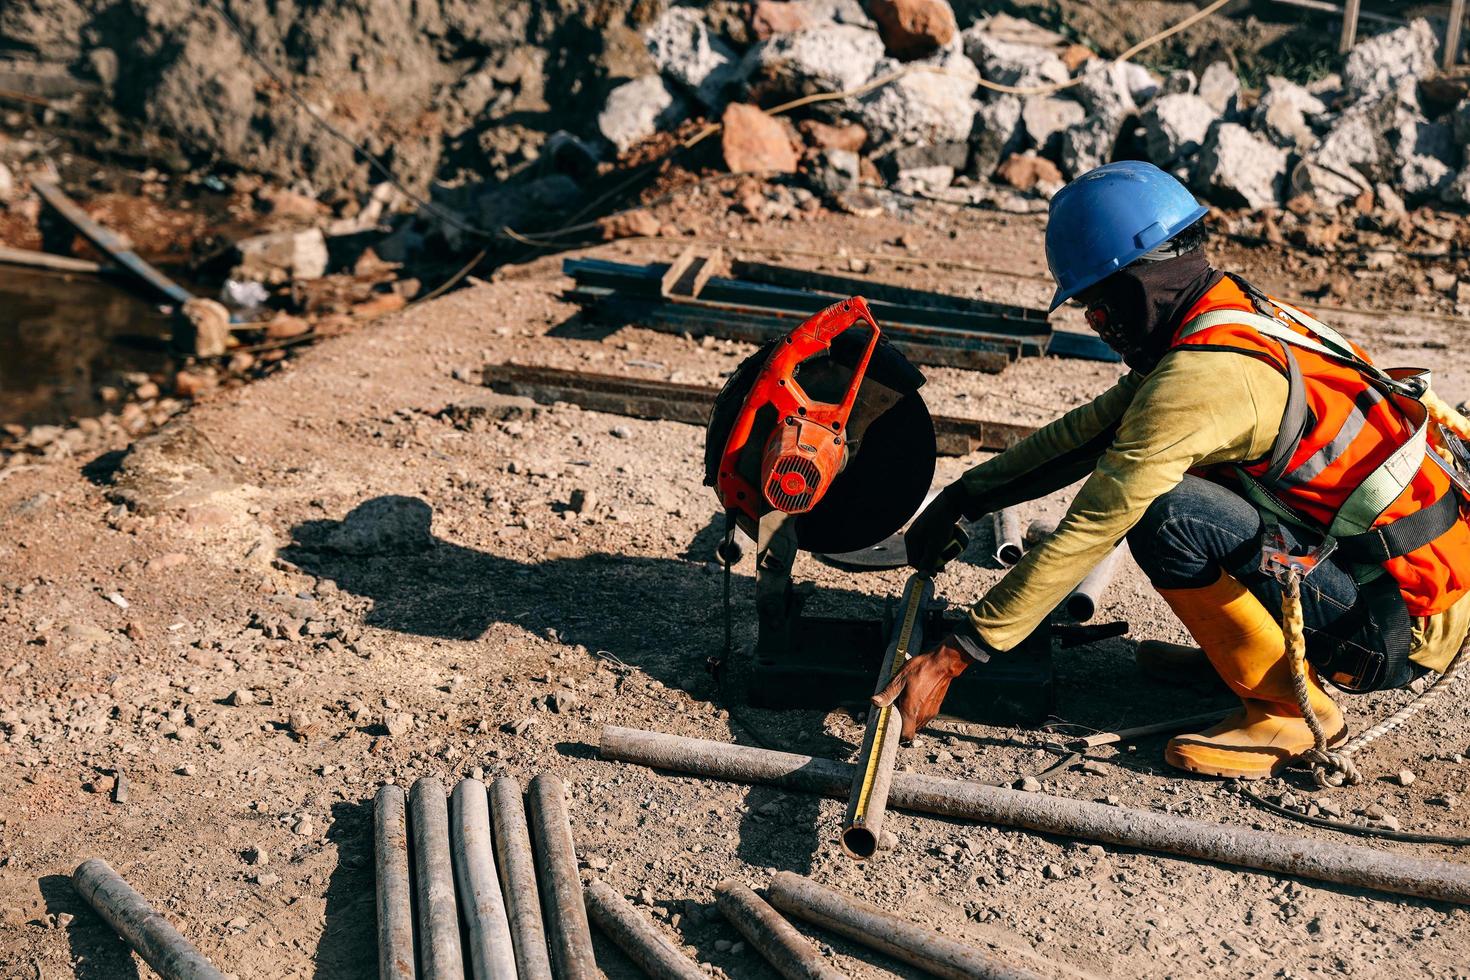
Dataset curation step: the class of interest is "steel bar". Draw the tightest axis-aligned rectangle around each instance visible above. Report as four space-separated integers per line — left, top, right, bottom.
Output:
842 573 929 859
1269 0 1400 27
599 725 1470 905
410 777 466 980
71 858 226 980
565 257 1051 343
451 779 519 980
375 785 417 980
526 773 598 980
0 244 104 274
1063 542 1126 622
32 179 196 307
480 363 1037 455
585 879 705 979
991 508 1023 566
716 880 847 980
768 872 1041 980
489 777 555 980
1064 711 1233 751
572 289 1016 373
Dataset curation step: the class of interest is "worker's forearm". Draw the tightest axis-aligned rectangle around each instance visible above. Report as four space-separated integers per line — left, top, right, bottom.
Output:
952 374 1140 516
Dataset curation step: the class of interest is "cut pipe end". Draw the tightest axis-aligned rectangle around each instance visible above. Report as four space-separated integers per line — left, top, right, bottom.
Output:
840 826 879 860
996 543 1023 566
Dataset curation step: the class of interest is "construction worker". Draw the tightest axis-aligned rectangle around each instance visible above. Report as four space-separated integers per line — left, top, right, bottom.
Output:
878 160 1470 779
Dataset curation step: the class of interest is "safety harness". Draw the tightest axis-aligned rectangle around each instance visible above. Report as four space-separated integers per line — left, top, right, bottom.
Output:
1175 276 1470 784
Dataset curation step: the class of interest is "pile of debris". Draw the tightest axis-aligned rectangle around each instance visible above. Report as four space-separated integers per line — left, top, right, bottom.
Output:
587 6 1470 216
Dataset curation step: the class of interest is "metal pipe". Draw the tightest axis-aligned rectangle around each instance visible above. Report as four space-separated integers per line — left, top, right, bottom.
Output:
71 858 226 980
1063 543 1126 622
526 773 598 979
409 777 466 980
451 779 519 979
374 785 417 980
841 573 929 859
991 508 1023 566
768 872 1042 980
715 880 847 980
584 879 705 979
1022 520 1054 548
489 777 555 980
599 726 1470 905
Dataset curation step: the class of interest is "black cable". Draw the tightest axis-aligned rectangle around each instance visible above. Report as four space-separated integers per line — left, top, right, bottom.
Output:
1237 783 1470 846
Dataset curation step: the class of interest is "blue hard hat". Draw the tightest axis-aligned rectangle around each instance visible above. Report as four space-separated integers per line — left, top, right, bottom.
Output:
1044 161 1208 312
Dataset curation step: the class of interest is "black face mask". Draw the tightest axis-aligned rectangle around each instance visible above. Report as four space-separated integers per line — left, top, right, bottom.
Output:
1082 252 1222 373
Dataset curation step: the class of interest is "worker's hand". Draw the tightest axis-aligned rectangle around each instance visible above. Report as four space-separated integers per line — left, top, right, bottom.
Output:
871 635 976 742
904 486 970 574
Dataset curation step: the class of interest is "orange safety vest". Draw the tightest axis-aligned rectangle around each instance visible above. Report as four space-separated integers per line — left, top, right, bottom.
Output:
1169 277 1470 688
1170 276 1470 690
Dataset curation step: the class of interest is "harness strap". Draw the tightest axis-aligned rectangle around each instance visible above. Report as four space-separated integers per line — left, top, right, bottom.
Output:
1334 490 1463 564
1263 343 1309 485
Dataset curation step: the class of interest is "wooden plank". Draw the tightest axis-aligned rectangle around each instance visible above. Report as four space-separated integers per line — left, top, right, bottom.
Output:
1447 0 1467 70
1339 0 1362 53
479 363 1037 454
32 179 197 307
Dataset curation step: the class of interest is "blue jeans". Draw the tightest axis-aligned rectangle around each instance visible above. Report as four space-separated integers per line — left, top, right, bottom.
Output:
1126 475 1395 681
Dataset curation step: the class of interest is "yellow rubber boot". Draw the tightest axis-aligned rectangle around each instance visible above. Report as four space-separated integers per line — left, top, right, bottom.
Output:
1156 571 1346 779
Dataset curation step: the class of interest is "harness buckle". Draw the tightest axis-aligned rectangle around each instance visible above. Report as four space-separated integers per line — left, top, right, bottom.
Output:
1259 524 1337 585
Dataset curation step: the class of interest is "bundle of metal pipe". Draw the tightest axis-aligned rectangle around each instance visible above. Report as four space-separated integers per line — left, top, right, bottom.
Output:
768 872 1044 980
71 858 226 980
374 786 416 980
410 778 466 979
599 725 1470 905
490 777 555 979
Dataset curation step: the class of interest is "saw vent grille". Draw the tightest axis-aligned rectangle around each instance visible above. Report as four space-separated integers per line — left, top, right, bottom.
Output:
765 456 820 512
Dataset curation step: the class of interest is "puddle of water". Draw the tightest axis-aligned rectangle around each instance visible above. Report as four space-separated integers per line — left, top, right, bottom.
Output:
1 266 176 427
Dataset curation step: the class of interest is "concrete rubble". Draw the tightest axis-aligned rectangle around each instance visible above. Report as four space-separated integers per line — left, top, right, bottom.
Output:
598 75 688 154
1196 122 1288 210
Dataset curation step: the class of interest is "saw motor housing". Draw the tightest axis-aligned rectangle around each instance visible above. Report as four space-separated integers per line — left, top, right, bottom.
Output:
716 296 879 523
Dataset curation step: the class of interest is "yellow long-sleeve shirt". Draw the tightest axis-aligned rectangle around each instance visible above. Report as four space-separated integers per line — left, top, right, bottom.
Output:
959 348 1470 671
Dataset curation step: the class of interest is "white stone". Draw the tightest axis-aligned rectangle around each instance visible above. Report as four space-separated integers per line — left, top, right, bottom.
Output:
1058 113 1119 178
1253 76 1327 151
1021 95 1085 152
1073 59 1135 122
742 25 885 98
1343 18 1439 102
597 76 687 154
1141 93 1218 167
1197 61 1240 116
859 50 979 145
971 94 1024 176
644 7 742 107
1195 122 1286 209
1395 117 1456 199
233 228 328 283
961 29 1068 89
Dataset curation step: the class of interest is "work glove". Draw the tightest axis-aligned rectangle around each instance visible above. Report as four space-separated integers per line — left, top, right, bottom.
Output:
903 484 973 574
871 628 992 742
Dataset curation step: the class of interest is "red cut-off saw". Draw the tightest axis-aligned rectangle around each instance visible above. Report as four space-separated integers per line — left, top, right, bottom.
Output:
705 296 936 555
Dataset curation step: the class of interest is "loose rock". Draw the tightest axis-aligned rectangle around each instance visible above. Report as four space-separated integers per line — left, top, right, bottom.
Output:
598 76 687 154
868 0 957 61
644 6 742 107
1195 122 1287 209
720 103 800 174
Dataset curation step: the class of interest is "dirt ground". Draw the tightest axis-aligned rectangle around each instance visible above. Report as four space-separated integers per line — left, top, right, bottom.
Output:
2 193 1469 979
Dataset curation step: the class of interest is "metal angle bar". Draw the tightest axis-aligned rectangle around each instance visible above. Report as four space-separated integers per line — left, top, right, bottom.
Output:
374 785 417 980
715 881 848 980
526 773 598 980
450 779 519 979
32 178 196 307
71 858 226 980
478 363 1039 454
564 258 1052 343
584 880 706 980
597 726 1470 905
1339 0 1362 53
574 294 1015 373
489 778 555 980
730 259 1047 323
409 778 466 979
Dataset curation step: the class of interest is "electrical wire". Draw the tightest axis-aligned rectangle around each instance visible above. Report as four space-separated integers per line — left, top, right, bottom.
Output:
1237 783 1470 846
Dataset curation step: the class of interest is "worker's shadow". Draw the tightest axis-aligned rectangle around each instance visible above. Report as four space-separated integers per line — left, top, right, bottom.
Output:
38 873 141 980
283 496 865 876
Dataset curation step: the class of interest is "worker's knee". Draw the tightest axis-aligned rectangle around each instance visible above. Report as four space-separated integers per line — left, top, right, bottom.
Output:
1128 477 1261 589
